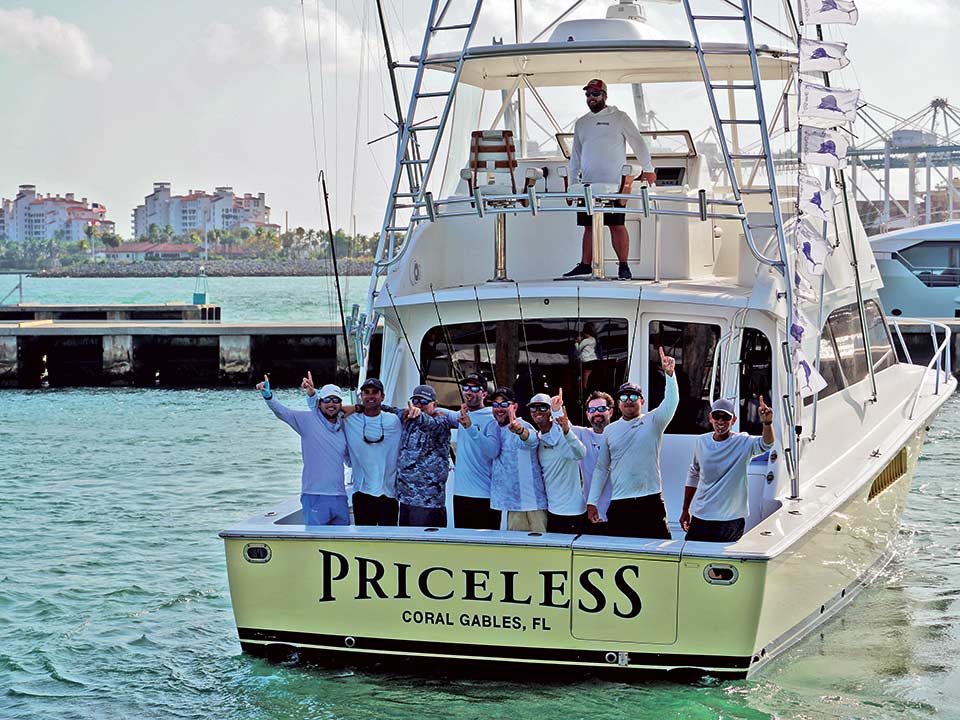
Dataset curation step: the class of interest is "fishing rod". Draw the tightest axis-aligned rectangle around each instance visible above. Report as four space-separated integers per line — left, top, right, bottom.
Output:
624 288 642 385
385 282 422 378
320 170 353 388
473 285 497 386
514 282 536 398
430 284 465 403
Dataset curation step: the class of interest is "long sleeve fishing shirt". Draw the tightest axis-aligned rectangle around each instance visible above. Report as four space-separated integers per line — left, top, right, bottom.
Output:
264 396 349 496
572 425 612 521
588 373 679 505
538 421 588 516
341 410 402 499
686 432 772 521
569 105 654 184
390 407 459 509
451 406 496 499
476 419 546 512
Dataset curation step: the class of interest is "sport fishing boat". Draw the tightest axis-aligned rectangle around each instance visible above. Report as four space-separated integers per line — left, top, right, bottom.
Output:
871 220 960 319
221 0 954 678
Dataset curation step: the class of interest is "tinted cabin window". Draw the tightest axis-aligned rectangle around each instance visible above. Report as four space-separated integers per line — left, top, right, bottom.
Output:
421 318 629 417
865 299 897 373
827 304 869 387
647 320 720 434
738 328 772 437
815 326 845 400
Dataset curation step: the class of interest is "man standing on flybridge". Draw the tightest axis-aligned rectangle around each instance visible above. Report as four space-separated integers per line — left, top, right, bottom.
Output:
563 78 657 281
680 397 776 542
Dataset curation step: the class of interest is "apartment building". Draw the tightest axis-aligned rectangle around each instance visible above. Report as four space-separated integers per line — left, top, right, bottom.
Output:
0 185 115 242
132 183 272 238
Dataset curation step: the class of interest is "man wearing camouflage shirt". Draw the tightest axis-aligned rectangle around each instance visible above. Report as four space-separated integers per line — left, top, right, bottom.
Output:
389 384 459 528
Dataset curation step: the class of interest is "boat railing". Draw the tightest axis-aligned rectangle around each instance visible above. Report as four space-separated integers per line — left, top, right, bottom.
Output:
892 253 960 288
890 318 953 420
377 182 784 274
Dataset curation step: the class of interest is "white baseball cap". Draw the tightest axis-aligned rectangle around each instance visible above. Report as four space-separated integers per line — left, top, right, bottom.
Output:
317 384 345 400
529 393 552 406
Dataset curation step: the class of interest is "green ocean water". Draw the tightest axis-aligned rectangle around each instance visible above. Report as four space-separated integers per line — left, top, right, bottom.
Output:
2 276 960 719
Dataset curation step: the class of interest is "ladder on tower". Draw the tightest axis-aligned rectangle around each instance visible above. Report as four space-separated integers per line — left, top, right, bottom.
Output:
357 0 484 376
681 0 801 492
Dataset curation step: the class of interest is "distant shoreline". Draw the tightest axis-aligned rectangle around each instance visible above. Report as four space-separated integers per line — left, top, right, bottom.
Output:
32 258 374 278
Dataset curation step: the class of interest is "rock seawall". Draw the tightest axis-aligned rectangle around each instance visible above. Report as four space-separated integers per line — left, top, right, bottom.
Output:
36 258 374 278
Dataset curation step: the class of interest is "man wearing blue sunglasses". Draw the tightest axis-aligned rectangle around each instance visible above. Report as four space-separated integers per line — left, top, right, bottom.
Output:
587 346 678 539
257 371 351 526
450 372 500 530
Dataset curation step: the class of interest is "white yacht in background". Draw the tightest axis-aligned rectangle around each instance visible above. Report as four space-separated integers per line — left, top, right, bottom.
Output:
221 0 954 678
871 220 960 318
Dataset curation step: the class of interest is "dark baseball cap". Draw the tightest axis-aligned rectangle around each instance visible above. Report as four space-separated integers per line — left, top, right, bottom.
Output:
583 78 607 93
359 377 384 392
617 381 643 396
410 384 437 402
490 386 515 402
461 371 487 387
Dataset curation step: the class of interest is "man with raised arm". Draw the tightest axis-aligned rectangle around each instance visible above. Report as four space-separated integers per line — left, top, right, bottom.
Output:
528 390 588 534
571 390 616 534
450 372 500 530
587 347 679 539
257 372 350 526
473 387 546 533
563 78 657 281
680 397 775 543
390 384 460 528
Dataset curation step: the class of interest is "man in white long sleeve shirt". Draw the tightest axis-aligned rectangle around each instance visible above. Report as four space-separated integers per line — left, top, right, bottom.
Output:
451 372 500 530
587 347 678 539
563 78 657 281
572 391 615 534
680 397 775 543
529 391 587 534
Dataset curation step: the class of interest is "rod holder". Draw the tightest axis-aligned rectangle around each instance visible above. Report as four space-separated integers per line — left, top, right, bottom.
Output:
698 189 708 222
491 213 511 282
591 210 605 280
640 185 650 217
472 188 485 218
424 191 436 222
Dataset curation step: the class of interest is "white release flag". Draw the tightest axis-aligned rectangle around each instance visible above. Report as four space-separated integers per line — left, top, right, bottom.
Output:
794 269 819 303
800 126 850 169
799 81 860 126
789 307 816 349
799 38 850 74
796 221 833 276
800 0 859 26
794 348 829 399
799 173 837 223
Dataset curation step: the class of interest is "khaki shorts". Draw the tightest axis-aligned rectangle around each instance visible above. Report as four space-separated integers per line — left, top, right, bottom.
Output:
506 509 548 533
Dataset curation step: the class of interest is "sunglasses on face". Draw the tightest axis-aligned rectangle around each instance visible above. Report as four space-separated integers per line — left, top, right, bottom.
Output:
586 405 610 414
461 384 483 393
410 397 432 406
585 90 604 98
320 396 342 404
619 393 641 402
491 401 512 408
528 404 550 413
710 412 733 421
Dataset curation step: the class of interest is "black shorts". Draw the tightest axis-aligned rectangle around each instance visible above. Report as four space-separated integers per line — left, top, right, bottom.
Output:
546 511 587 535
605 494 672 539
453 495 502 530
685 516 745 543
577 211 625 227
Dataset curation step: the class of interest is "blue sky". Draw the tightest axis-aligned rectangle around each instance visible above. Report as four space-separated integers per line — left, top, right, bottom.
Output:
1 1 956 237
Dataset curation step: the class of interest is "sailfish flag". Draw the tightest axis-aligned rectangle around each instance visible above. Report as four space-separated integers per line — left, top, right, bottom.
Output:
799 81 860 125
799 38 850 74
799 0 859 26
794 348 829 398
789 307 816 348
796 221 833 276
799 173 836 223
794 269 819 303
800 126 850 169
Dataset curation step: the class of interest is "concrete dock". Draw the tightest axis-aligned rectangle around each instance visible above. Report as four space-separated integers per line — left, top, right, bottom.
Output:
0 302 220 322
0 320 380 388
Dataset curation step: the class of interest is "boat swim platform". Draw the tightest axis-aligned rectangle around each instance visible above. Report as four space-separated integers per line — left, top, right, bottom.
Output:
0 320 381 389
0 302 221 322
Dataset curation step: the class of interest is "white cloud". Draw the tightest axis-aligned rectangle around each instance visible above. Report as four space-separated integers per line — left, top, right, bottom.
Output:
0 8 110 79
204 5 362 67
864 0 956 21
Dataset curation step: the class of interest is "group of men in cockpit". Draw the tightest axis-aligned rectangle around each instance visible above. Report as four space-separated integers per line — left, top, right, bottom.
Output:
255 347 775 544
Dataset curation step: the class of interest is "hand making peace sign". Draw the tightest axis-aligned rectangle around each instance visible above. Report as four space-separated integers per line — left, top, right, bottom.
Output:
301 370 315 396
458 404 472 428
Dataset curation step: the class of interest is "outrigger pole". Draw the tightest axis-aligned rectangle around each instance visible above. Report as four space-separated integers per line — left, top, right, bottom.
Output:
374 0 416 193
320 170 354 388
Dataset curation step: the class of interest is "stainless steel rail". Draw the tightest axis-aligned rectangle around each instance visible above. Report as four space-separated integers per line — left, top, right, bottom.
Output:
890 318 954 419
